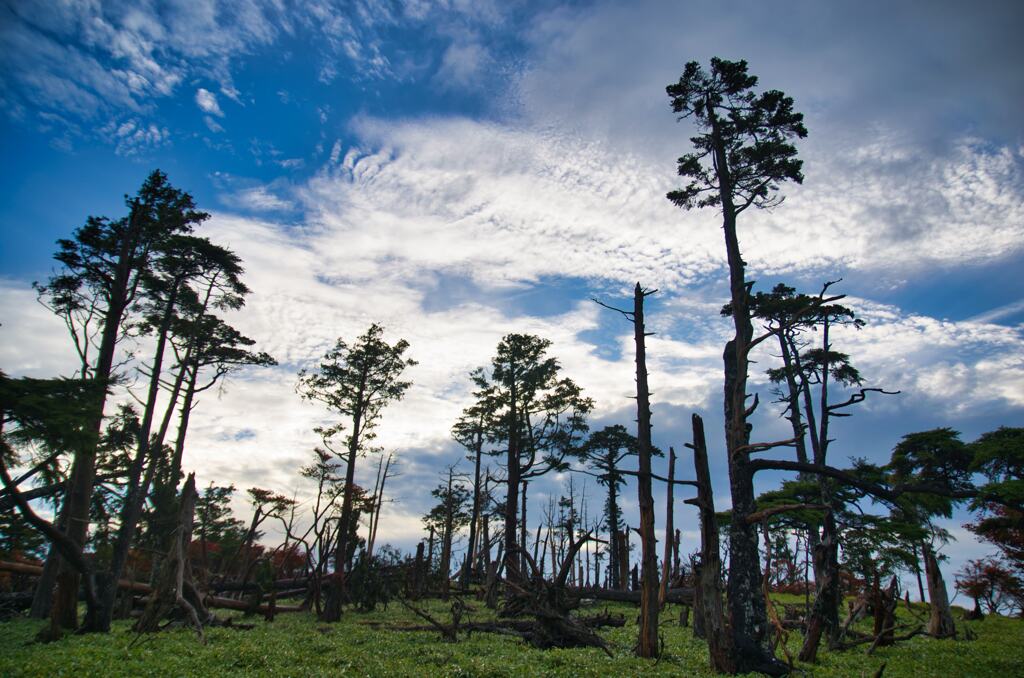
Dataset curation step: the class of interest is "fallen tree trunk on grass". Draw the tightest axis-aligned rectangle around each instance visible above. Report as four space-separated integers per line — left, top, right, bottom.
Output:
570 586 694 605
1 560 302 615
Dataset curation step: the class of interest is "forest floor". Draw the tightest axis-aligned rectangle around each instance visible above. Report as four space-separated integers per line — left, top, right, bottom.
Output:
0 595 1021 677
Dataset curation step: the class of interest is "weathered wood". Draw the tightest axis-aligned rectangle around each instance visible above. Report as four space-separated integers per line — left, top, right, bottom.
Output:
0 558 303 615
134 474 208 639
630 282 660 659
689 413 734 673
922 543 956 639
571 586 693 604
659 446 676 609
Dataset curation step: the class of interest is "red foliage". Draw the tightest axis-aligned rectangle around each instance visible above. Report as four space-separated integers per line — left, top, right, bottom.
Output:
955 556 1024 615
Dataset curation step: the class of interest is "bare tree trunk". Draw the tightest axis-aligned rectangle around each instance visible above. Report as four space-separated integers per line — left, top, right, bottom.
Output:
922 542 956 638
706 105 785 676
689 413 734 672
135 474 209 637
503 372 522 587
659 446 676 609
520 480 529 579
798 512 840 662
322 377 367 622
673 528 681 583
462 434 484 586
913 542 926 603
29 516 64 619
618 530 630 592
440 468 454 599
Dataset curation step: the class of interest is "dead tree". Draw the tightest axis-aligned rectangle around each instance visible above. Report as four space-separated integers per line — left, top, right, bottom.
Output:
501 539 613 655
922 542 956 638
366 452 395 560
594 282 660 658
134 474 210 639
685 413 734 673
659 446 677 609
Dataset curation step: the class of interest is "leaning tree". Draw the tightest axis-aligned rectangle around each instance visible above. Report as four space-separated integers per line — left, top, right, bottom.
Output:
31 170 208 637
297 323 416 622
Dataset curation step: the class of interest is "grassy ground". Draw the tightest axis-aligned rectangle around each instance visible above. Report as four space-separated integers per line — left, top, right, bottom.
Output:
0 596 1021 677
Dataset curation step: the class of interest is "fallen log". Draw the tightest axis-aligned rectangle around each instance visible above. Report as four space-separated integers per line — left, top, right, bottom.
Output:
571 586 694 605
385 605 625 641
0 559 303 615
208 577 311 593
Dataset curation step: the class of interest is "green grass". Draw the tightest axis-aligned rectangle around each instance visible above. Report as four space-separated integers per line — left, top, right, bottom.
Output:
0 597 1021 677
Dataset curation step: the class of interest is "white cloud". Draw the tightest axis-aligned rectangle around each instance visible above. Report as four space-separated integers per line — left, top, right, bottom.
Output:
204 115 224 133
969 297 1024 324
99 117 170 156
221 187 294 212
195 87 224 117
291 116 1024 298
435 40 490 90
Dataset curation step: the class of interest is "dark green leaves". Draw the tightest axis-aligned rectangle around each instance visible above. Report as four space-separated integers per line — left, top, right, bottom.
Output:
666 58 807 214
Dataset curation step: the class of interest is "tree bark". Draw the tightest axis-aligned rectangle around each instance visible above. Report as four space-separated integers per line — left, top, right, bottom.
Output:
632 283 659 658
922 542 956 638
706 102 784 675
322 371 367 622
89 284 183 632
503 361 522 587
461 432 483 586
689 413 734 672
798 512 840 662
659 446 676 609
135 474 210 636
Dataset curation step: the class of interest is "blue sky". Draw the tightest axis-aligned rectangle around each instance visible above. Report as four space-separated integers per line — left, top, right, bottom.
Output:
1 0 1023 590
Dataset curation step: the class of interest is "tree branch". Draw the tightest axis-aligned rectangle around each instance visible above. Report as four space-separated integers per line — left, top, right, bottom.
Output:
748 459 977 504
745 503 829 525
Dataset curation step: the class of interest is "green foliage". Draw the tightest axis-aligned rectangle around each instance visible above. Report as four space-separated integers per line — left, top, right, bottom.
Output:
423 481 472 535
888 428 974 518
0 508 46 559
666 58 807 213
194 483 246 572
297 323 416 458
346 547 406 612
473 334 593 478
0 372 105 457
971 426 1024 509
34 169 209 376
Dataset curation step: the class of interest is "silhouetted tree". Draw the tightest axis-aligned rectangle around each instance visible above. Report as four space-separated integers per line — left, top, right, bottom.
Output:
32 170 207 636
422 467 472 597
471 334 592 585
297 323 416 622
667 57 806 675
452 398 489 585
580 424 639 590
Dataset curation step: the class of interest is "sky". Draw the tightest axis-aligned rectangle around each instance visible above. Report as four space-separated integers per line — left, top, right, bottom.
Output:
1 0 1023 594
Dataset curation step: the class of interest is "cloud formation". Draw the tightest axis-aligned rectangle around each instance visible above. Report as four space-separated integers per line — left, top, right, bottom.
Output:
195 88 224 117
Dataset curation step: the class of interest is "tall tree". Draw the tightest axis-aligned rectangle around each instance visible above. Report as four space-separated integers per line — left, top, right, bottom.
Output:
297 323 416 622
667 57 806 675
32 170 207 636
594 283 660 657
94 235 259 631
888 428 974 638
452 398 489 585
580 424 639 590
472 334 592 585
